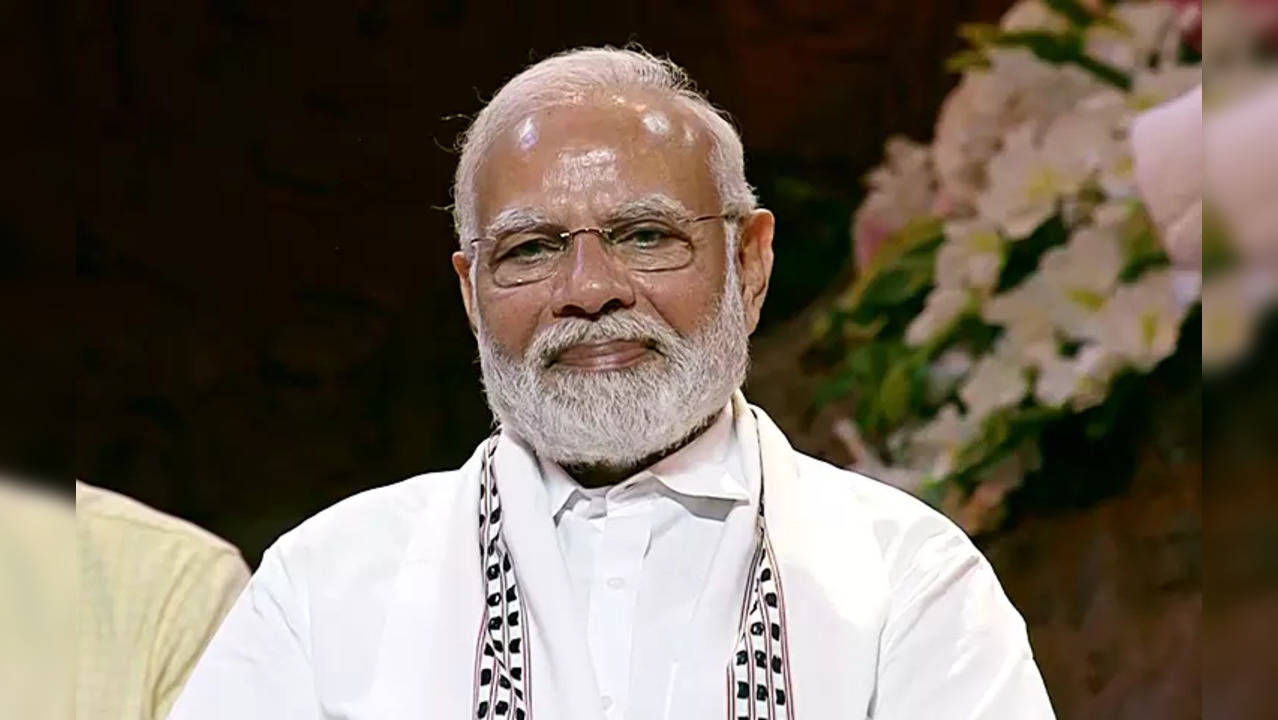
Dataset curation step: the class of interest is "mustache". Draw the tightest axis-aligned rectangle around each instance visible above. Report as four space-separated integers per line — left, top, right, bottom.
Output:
529 311 682 367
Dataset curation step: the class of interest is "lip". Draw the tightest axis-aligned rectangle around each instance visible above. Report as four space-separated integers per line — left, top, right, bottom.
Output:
551 340 655 371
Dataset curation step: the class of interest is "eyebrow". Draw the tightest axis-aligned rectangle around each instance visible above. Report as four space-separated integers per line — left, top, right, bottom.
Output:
483 207 557 239
481 194 696 239
601 194 694 225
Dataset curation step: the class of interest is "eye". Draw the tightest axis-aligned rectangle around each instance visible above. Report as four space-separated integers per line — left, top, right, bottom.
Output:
615 225 678 249
499 235 562 262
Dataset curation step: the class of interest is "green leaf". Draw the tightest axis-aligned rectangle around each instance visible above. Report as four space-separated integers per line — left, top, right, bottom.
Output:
997 214 1069 292
855 260 932 311
814 371 859 408
958 22 1003 47
994 30 1083 63
1119 210 1169 281
878 361 915 425
842 317 888 342
919 476 950 508
1072 53 1132 90
962 411 1013 470
976 29 1131 90
839 217 943 312
946 49 991 73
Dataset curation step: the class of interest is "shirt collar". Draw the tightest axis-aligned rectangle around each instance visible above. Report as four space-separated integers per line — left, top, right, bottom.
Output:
539 402 750 517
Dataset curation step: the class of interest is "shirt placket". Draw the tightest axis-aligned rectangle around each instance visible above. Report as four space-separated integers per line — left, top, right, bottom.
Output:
585 486 654 720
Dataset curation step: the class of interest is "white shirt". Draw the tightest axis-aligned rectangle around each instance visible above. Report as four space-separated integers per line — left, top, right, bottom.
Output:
169 395 1055 719
541 406 750 720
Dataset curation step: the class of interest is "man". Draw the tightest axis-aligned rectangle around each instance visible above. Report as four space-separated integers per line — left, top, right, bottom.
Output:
77 481 250 720
170 48 1054 719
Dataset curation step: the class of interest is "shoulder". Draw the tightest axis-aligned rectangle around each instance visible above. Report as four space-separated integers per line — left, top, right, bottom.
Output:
265 445 484 582
246 455 483 640
789 452 985 582
76 480 243 563
792 453 964 538
278 468 470 552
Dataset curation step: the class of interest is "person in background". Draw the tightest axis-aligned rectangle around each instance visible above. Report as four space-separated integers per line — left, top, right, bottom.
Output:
1 476 74 720
77 480 249 720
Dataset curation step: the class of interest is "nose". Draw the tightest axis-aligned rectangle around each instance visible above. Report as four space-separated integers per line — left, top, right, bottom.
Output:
550 232 636 319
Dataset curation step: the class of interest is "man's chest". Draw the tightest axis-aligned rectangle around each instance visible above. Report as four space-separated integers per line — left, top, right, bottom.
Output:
555 495 745 719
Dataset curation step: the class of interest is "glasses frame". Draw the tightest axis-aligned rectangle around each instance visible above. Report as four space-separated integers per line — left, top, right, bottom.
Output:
467 212 738 287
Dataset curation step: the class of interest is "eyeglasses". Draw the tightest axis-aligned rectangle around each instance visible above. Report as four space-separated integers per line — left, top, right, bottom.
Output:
469 213 735 288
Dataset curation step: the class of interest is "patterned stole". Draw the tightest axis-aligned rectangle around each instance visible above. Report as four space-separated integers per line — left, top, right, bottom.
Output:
729 505 795 720
473 427 794 720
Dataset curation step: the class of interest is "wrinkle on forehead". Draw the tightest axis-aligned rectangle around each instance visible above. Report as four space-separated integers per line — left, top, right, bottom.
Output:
547 147 619 194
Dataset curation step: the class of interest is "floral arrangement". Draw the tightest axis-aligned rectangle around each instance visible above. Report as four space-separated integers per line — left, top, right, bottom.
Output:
813 0 1207 532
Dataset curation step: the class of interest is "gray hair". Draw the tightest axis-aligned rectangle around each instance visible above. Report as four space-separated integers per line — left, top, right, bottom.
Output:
452 46 758 249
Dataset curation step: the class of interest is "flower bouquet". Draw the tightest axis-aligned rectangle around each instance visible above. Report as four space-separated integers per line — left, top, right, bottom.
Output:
813 0 1206 532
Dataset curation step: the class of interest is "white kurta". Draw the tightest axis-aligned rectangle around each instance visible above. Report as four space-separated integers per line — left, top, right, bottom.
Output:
168 395 1055 719
542 404 751 720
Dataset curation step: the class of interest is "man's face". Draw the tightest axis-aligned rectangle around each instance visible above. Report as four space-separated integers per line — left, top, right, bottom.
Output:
463 92 730 357
453 91 774 468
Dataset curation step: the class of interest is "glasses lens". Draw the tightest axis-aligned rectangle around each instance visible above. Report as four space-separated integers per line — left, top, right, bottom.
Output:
490 234 562 287
609 224 695 272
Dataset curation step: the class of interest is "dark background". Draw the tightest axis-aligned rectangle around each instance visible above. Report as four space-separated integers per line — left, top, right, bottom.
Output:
66 0 1016 562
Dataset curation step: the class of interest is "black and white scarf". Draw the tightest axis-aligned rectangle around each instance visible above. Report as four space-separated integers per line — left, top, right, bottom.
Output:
473 430 795 720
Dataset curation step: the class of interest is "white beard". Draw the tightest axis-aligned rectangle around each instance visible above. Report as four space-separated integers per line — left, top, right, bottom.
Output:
476 263 749 470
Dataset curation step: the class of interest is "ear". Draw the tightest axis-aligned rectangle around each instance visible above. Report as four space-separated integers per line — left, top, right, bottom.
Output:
452 250 479 336
736 209 775 335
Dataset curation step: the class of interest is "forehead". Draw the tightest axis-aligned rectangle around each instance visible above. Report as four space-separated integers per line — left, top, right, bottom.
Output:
473 91 721 228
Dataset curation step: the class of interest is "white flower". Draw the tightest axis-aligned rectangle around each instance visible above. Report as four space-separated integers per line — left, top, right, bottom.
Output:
834 419 928 494
936 219 1005 292
933 49 1105 212
1091 198 1138 230
908 404 980 478
1034 344 1124 410
1091 269 1197 371
906 287 971 347
960 341 1030 422
853 137 937 267
1000 0 1071 32
1037 224 1125 339
925 347 975 404
933 73 1001 210
978 115 1100 238
983 277 1055 349
1071 91 1141 198
987 49 1106 129
1085 2 1179 71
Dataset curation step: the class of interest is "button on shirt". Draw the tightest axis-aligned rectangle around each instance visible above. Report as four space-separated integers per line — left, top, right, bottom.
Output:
539 406 750 720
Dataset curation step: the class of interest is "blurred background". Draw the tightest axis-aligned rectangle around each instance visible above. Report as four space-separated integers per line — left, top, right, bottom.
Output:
6 0 1276 717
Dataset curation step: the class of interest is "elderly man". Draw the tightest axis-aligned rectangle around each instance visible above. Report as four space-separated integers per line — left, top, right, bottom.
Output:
169 48 1054 719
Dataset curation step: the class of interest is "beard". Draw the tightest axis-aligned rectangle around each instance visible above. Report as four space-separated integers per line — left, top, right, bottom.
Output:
475 265 750 470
